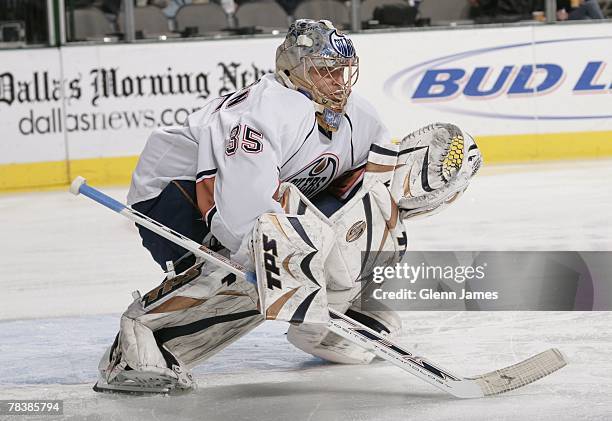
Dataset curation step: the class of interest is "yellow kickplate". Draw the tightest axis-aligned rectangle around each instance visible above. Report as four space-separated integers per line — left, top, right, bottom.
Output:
476 131 612 164
0 156 138 192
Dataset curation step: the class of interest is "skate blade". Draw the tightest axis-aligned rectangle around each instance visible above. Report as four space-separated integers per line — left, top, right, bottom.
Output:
93 379 171 395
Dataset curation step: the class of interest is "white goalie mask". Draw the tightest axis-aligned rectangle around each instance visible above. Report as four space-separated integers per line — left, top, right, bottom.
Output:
276 19 359 132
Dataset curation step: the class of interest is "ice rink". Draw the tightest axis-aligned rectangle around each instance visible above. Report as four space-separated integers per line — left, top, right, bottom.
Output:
1 160 611 420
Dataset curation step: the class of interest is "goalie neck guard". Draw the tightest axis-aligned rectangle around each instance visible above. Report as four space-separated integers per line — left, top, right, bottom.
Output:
276 19 359 133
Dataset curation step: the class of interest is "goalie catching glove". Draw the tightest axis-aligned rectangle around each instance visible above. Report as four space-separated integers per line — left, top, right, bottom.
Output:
365 122 482 220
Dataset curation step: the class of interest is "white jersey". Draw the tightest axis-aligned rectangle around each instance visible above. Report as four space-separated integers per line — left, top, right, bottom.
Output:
128 73 390 253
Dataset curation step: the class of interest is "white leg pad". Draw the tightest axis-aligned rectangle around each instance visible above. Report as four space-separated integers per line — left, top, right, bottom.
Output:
98 259 264 392
287 297 403 364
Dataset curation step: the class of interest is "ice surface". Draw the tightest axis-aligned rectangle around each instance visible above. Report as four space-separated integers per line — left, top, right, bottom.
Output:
0 160 611 420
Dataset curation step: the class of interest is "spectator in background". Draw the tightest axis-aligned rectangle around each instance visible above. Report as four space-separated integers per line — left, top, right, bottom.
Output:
556 0 605 20
469 0 605 22
161 0 235 30
468 0 540 22
468 0 498 20
161 0 208 18
274 0 300 15
468 0 544 23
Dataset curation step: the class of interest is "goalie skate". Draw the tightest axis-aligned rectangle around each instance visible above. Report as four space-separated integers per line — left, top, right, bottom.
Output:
93 373 180 395
93 343 195 395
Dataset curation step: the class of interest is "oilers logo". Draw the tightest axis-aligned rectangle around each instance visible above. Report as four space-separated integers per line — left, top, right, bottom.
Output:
285 153 339 198
329 31 355 58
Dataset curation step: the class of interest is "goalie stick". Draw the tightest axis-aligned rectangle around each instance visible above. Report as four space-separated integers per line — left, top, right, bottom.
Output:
70 176 567 398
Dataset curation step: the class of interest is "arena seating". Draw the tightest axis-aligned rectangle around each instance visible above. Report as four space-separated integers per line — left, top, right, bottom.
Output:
175 3 229 35
66 7 113 41
236 0 290 29
293 0 349 27
418 0 472 25
118 5 173 38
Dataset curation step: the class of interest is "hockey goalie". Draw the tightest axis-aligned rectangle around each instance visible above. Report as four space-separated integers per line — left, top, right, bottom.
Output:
94 19 482 394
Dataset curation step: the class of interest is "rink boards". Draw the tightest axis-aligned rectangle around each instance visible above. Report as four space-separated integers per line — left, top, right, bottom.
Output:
1 22 611 191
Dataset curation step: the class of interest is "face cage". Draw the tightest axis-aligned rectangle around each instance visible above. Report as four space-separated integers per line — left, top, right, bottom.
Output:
296 55 359 113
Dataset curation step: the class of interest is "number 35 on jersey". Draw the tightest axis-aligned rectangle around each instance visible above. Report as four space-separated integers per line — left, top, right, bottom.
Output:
225 124 264 156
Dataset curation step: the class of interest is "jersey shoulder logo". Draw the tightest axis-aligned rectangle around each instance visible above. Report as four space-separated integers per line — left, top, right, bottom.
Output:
285 153 339 198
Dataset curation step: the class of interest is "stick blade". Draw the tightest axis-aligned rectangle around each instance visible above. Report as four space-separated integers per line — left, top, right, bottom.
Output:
468 348 568 397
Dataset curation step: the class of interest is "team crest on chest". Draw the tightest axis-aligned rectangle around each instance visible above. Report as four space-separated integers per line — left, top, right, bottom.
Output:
285 153 339 197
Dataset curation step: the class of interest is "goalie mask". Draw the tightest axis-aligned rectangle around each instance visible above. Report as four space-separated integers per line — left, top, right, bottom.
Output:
276 19 359 132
